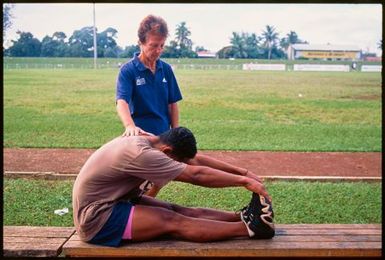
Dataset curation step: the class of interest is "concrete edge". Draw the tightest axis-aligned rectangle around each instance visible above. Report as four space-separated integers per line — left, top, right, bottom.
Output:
262 175 382 182
4 171 78 180
3 171 382 182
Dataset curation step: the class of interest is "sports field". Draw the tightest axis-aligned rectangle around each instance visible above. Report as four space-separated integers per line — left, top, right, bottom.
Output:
4 59 381 151
3 58 382 226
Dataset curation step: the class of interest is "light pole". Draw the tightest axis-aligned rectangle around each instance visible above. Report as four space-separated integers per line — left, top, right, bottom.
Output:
93 3 97 69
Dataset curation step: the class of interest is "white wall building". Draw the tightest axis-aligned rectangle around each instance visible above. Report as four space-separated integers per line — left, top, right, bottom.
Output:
196 50 217 58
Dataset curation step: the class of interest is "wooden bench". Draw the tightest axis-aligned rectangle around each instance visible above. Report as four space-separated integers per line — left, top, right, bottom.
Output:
3 226 75 257
62 224 382 257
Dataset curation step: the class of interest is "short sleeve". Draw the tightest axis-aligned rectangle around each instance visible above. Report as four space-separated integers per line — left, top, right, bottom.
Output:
116 65 134 103
129 149 187 187
165 65 183 104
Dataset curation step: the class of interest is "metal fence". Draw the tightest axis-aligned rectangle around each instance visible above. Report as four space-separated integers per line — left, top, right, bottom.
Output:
3 63 382 72
3 63 244 70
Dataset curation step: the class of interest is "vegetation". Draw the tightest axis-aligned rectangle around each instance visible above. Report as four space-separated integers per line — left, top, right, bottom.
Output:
3 4 14 41
4 20 310 59
3 178 381 226
162 22 196 58
3 67 381 151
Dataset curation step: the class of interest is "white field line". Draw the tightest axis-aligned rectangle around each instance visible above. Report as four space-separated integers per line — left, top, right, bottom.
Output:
3 171 381 182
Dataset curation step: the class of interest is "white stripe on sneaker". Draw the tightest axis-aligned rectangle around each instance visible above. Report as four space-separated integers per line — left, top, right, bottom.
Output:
240 212 255 237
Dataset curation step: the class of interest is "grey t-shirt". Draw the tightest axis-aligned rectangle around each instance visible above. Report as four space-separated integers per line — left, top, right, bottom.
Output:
72 136 186 241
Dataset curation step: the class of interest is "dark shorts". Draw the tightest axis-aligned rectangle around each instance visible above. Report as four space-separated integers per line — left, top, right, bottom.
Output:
88 201 134 247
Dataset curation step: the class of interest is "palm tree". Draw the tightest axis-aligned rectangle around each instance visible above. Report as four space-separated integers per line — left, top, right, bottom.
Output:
261 25 279 59
244 32 259 58
3 4 14 43
175 22 192 50
280 31 301 59
230 32 247 58
286 31 299 45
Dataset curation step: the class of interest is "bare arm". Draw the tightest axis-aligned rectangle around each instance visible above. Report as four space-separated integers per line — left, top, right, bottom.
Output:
116 99 153 136
146 152 243 198
144 185 161 197
175 165 270 200
168 102 179 128
186 153 263 183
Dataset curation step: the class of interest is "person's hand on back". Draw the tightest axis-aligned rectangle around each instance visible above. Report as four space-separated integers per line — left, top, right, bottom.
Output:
122 125 154 137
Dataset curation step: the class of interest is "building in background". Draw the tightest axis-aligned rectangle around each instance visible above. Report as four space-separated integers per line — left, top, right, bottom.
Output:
288 44 361 61
196 50 217 58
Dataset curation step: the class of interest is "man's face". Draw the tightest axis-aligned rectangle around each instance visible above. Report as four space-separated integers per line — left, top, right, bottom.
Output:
140 33 166 61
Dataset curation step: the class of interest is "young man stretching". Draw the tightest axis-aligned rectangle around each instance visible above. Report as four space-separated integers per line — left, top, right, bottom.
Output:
72 127 275 247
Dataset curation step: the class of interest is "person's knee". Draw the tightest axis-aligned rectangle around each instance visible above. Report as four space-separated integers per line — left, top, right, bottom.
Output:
158 207 183 226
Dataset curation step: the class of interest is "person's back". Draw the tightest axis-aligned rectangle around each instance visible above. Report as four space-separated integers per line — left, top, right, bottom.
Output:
72 127 275 247
72 136 186 242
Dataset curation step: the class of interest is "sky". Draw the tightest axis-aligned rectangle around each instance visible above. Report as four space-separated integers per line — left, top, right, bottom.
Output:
3 3 383 56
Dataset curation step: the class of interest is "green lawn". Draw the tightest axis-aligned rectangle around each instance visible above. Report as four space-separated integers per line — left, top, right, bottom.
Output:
4 68 381 151
3 61 381 227
3 179 381 226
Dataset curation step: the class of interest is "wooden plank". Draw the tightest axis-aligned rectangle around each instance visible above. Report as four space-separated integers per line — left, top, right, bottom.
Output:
275 228 381 236
68 233 381 243
4 237 68 244
63 239 382 257
3 226 75 237
3 242 65 257
268 235 381 242
60 224 382 257
64 230 382 257
3 226 75 257
4 225 381 257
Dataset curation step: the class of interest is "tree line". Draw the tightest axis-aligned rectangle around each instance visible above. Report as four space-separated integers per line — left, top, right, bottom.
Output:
4 21 306 59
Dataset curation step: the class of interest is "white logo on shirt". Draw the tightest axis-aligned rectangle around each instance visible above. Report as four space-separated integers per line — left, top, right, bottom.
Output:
162 78 167 83
136 77 146 86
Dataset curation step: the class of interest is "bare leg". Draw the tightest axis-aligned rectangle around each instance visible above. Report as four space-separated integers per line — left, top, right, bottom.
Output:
131 205 248 242
137 195 240 222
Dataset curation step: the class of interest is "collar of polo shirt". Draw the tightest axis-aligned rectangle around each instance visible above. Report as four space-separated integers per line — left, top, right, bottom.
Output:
133 52 163 72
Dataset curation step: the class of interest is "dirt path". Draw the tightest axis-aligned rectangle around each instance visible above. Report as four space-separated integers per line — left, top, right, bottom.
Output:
3 148 381 178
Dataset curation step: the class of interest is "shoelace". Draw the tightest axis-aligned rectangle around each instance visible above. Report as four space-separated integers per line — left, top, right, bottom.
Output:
259 196 275 229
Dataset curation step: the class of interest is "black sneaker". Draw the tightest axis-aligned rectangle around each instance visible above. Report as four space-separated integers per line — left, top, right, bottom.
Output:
240 193 275 239
240 193 274 222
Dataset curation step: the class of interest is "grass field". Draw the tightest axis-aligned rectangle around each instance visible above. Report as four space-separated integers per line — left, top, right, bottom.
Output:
4 67 381 151
3 179 381 226
3 58 381 227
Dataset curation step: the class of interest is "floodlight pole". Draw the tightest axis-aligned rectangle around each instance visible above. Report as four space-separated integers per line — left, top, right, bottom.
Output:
93 3 97 69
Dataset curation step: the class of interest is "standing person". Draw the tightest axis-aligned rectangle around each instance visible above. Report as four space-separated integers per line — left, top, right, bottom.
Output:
72 127 275 247
116 15 182 137
116 15 184 197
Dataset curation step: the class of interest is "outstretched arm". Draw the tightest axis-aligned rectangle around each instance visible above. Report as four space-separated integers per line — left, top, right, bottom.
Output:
116 99 154 137
168 102 179 128
175 165 271 200
186 153 263 183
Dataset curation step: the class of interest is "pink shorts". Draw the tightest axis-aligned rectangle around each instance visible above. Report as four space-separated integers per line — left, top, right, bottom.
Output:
122 206 135 240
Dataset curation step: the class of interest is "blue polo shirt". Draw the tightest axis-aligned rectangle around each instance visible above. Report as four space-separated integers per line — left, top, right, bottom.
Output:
116 53 183 135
